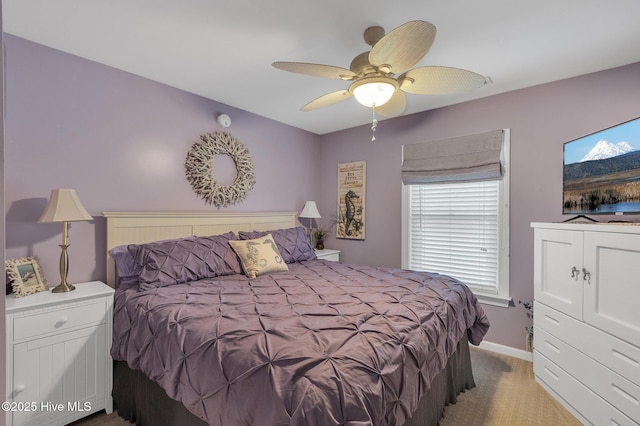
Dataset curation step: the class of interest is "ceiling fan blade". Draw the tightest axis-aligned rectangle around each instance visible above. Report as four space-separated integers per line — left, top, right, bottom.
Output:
301 90 353 111
375 90 406 117
400 66 487 94
369 20 436 74
272 62 356 80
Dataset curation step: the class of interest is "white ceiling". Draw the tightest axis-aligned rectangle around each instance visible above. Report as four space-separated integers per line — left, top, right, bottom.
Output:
4 1 640 135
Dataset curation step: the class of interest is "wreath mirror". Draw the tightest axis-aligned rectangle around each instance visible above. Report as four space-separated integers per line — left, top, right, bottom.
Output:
185 131 256 208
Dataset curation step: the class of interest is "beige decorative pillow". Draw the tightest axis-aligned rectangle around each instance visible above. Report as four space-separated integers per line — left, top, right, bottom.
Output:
229 234 289 278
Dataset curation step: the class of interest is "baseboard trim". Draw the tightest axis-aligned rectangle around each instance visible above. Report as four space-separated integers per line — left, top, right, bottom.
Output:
477 340 533 362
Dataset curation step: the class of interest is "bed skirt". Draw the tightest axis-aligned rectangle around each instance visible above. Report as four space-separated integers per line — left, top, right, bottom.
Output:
113 332 475 426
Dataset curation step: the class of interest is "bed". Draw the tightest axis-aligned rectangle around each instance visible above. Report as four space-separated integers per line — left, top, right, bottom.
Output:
104 211 489 426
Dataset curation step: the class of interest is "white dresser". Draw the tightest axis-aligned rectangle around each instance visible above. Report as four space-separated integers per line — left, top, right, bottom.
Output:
5 281 115 426
532 223 640 425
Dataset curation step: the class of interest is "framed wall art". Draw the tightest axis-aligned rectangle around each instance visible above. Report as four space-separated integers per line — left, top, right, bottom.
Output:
337 161 366 240
5 256 47 297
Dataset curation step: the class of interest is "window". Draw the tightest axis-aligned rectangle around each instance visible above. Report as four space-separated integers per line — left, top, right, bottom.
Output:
401 130 510 307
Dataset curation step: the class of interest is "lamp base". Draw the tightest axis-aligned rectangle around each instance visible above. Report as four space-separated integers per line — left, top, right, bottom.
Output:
51 282 76 293
53 241 75 293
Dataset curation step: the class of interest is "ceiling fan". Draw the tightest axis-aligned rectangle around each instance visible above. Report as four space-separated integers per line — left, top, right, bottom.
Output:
272 20 489 118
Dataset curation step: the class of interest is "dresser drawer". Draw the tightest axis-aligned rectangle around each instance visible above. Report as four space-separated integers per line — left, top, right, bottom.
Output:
536 328 640 423
12 300 107 340
534 351 637 426
535 301 640 388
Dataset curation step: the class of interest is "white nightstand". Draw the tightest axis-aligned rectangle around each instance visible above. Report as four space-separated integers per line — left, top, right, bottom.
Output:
314 248 341 262
5 281 115 426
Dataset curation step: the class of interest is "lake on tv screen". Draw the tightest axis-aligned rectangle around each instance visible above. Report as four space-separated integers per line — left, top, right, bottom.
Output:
564 201 640 214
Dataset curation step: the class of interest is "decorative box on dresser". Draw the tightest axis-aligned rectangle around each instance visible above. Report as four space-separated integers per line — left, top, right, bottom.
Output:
315 248 341 262
5 281 115 426
532 223 640 426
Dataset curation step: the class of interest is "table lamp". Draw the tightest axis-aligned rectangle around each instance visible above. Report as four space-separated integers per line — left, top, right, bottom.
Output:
38 189 92 293
299 201 321 242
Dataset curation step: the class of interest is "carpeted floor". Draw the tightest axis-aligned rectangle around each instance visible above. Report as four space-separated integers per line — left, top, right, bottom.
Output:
439 348 580 426
72 347 580 426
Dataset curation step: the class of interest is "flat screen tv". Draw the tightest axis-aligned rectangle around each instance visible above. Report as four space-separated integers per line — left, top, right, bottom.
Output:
563 116 640 215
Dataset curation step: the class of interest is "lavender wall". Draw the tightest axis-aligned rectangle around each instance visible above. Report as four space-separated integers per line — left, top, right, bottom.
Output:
5 33 640 352
4 35 322 285
318 61 640 350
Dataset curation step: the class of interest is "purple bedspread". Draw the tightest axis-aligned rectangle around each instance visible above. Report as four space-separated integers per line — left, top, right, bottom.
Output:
112 260 489 426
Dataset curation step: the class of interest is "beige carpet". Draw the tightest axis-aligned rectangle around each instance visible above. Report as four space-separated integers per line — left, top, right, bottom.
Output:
72 347 580 426
440 348 580 426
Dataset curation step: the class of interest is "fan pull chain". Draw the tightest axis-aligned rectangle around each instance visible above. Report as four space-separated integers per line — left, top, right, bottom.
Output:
371 107 378 142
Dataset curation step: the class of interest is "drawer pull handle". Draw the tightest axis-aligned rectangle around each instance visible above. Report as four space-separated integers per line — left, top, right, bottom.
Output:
611 383 639 405
544 367 559 381
55 317 69 328
13 385 25 397
570 266 579 280
582 268 591 285
544 340 560 353
544 315 560 326
612 349 639 367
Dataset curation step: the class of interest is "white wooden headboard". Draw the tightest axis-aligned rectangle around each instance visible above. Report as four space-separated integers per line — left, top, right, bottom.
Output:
102 211 298 288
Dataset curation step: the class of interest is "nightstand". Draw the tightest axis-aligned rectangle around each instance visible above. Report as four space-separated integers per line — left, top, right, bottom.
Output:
5 281 114 426
314 248 341 262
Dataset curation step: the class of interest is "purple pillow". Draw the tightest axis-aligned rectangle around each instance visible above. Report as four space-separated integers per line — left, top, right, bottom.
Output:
110 237 191 287
239 226 316 264
128 232 242 290
109 245 141 286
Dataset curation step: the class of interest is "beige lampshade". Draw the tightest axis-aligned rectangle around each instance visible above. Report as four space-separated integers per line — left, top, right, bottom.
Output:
299 201 321 219
38 189 92 223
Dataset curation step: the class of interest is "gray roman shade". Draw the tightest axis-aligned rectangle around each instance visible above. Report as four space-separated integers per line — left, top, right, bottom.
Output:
402 129 504 184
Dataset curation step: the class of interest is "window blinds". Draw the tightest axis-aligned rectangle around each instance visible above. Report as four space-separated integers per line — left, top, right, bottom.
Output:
407 181 499 290
401 129 504 184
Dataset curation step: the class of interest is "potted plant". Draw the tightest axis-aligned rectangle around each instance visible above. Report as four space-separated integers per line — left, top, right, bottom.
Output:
519 300 534 352
313 228 329 250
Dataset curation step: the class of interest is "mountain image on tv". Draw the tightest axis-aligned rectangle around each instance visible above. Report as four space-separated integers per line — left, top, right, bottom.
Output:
579 139 636 162
563 117 640 214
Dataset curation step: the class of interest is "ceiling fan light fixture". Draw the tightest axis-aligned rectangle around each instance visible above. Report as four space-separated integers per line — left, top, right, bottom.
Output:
350 76 398 108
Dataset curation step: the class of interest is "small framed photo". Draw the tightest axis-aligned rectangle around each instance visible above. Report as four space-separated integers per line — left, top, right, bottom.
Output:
5 256 47 298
